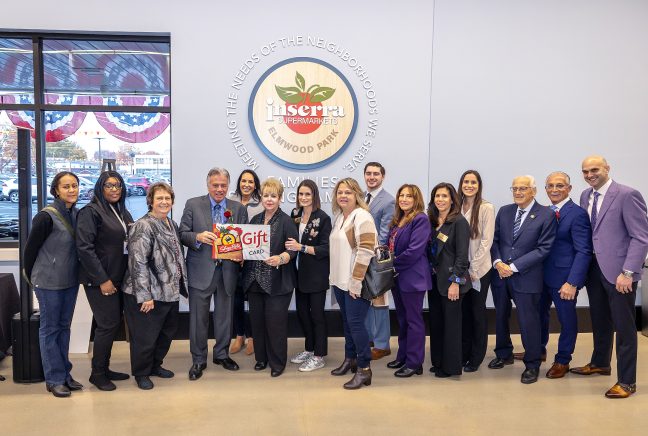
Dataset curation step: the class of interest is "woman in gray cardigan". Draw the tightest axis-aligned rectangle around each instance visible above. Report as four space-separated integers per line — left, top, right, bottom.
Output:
122 182 188 390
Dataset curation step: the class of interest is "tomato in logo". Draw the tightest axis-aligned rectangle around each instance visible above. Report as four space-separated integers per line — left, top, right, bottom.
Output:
275 71 335 135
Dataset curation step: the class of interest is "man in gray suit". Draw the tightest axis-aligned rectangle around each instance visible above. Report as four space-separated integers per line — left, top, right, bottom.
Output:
179 167 248 380
363 162 395 360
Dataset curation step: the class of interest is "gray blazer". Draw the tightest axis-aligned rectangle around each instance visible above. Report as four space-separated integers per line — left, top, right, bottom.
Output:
368 189 395 245
179 195 248 294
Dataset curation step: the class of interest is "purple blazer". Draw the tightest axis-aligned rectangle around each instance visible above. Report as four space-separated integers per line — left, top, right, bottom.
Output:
580 181 648 284
392 213 433 292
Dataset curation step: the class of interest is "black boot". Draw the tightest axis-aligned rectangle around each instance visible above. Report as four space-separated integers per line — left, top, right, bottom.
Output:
89 372 116 391
330 358 357 376
343 367 372 389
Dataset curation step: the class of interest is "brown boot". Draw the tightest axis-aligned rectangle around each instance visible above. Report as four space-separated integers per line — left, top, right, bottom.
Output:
229 336 245 354
244 338 255 356
343 367 372 389
330 358 357 376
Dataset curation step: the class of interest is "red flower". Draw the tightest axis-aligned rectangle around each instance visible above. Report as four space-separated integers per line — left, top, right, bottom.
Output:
224 210 232 219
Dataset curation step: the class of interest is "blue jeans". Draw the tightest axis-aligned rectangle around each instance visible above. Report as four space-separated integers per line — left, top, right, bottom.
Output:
334 286 371 368
34 286 79 385
365 305 391 350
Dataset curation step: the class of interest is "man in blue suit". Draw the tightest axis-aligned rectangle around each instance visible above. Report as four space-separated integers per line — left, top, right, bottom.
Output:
540 172 592 379
488 175 556 384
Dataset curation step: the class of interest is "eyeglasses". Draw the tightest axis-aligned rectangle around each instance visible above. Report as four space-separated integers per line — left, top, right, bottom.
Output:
545 184 568 190
104 183 122 191
510 187 530 193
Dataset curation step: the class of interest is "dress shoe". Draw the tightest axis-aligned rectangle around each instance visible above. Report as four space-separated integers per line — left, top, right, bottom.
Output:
521 368 539 384
151 366 175 378
230 336 245 354
343 367 372 389
386 359 405 369
569 363 611 376
46 384 71 398
106 369 130 381
331 358 357 376
513 351 547 362
463 364 479 373
270 368 284 377
605 383 636 399
546 362 569 379
213 357 240 371
488 356 514 369
188 363 207 381
245 338 255 356
89 373 116 391
435 369 451 378
429 365 438 374
395 366 423 377
254 361 268 371
65 378 84 391
135 376 154 390
371 348 391 360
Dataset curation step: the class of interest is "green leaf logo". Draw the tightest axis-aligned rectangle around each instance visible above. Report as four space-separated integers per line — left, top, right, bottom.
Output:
275 86 303 104
295 72 305 92
309 87 335 103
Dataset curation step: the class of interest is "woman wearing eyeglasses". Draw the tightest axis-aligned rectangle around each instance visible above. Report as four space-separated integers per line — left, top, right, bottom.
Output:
76 171 134 391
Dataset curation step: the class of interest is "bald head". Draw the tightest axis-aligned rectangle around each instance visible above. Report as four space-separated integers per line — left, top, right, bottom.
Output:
582 155 610 190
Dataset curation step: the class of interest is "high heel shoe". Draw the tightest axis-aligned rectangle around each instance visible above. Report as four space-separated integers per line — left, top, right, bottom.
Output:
343 367 372 389
245 338 255 356
229 336 245 354
330 358 357 376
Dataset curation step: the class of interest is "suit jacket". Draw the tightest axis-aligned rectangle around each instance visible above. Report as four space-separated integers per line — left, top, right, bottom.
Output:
543 199 592 289
491 201 556 294
430 215 471 296
292 208 332 293
580 181 648 284
392 213 432 292
179 195 248 294
368 189 395 245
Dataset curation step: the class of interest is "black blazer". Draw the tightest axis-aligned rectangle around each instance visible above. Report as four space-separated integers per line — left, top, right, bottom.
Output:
429 215 471 296
291 208 332 293
76 201 134 287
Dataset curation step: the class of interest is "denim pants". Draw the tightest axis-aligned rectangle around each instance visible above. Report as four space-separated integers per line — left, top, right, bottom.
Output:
333 286 371 368
34 286 79 385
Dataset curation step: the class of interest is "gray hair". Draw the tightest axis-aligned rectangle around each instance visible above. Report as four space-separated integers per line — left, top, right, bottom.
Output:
546 171 571 185
206 167 230 184
513 175 536 188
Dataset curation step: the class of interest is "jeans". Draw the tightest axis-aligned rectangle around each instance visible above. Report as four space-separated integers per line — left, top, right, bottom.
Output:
334 286 371 368
34 286 79 385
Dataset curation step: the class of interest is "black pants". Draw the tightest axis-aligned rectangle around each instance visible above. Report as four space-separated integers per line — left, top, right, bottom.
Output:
295 288 328 357
461 271 491 367
587 258 637 385
232 283 252 338
248 283 292 372
85 285 123 373
428 282 464 375
123 293 178 377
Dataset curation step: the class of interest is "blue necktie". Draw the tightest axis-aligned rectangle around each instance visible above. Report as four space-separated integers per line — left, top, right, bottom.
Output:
590 192 600 229
213 204 222 224
513 209 525 239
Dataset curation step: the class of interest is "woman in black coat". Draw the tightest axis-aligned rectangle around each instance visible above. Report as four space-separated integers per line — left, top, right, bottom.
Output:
76 171 133 391
242 178 298 377
285 180 332 372
427 182 471 378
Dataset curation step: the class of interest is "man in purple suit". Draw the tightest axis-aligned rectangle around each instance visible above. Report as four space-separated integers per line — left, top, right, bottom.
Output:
570 155 648 398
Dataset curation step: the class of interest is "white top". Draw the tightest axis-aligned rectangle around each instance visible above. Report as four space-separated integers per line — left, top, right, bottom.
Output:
462 200 495 280
588 178 613 217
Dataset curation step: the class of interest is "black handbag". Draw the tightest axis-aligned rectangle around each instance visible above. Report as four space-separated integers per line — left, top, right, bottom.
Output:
360 245 397 301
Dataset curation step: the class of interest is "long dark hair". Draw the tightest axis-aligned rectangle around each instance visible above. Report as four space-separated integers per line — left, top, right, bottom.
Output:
295 179 321 211
390 184 425 228
458 169 484 239
428 182 461 228
92 171 127 215
234 169 261 203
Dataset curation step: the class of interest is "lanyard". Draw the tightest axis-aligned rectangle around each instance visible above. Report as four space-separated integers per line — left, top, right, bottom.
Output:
109 204 128 237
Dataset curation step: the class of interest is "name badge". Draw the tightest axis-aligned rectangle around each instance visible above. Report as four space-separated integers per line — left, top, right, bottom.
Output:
123 240 129 255
437 232 448 243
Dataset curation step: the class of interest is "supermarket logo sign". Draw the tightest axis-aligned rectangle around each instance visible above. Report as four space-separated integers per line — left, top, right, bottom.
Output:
249 57 358 169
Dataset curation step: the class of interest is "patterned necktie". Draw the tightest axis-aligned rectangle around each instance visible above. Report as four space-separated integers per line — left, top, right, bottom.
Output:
513 209 526 238
551 205 560 220
213 203 222 224
590 191 600 229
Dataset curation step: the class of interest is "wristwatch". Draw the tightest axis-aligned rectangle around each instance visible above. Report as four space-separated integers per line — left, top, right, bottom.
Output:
622 270 634 278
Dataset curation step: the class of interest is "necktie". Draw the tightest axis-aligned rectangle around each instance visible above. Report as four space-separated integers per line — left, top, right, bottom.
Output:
590 191 600 229
513 209 526 238
213 203 222 224
551 205 560 220
366 193 372 205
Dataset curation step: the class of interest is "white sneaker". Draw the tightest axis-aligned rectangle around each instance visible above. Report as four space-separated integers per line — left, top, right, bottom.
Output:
299 356 325 372
291 350 314 364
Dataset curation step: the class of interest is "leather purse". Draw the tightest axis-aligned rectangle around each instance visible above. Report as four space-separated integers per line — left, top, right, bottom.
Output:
360 245 397 301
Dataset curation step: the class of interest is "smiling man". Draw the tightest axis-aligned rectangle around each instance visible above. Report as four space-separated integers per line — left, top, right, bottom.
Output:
488 175 556 384
570 156 648 398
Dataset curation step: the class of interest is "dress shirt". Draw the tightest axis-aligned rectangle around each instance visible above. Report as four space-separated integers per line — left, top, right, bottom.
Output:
587 178 612 217
365 186 383 205
494 199 536 272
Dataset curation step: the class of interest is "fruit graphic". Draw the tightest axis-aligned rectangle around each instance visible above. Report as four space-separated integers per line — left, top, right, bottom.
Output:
275 71 335 134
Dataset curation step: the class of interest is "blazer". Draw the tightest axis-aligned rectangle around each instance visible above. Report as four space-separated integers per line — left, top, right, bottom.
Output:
179 195 248 294
543 199 592 289
292 207 332 293
368 188 395 245
491 201 556 294
429 215 471 296
76 201 134 287
580 181 648 284
392 213 432 292
463 201 495 280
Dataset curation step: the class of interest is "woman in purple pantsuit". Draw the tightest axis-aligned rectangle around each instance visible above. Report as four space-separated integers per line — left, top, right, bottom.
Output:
386 184 432 377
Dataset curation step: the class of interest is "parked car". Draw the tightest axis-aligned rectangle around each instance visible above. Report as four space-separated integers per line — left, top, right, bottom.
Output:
0 214 19 239
125 176 152 196
1 178 54 203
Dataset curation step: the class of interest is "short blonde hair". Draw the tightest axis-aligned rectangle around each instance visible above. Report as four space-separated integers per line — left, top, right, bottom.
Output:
260 177 284 198
332 177 369 215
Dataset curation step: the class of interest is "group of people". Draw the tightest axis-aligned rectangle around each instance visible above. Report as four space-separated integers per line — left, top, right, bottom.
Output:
23 155 648 399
